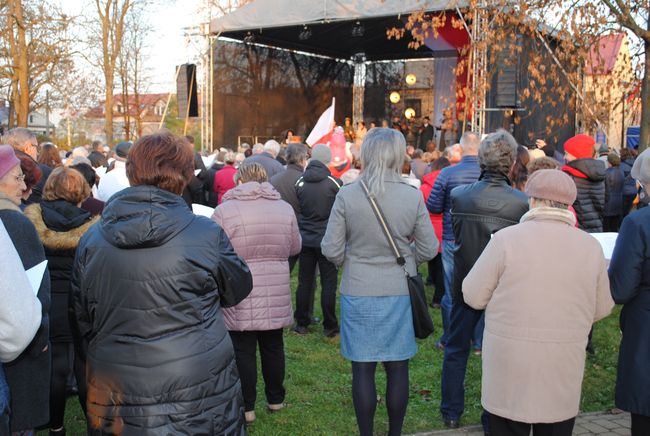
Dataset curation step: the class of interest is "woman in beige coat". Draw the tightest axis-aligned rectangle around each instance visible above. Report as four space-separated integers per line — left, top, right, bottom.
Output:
462 169 614 436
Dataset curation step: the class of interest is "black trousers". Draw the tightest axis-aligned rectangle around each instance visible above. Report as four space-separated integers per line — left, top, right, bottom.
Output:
50 342 86 429
488 413 575 436
294 246 338 330
603 215 623 232
632 413 650 436
427 255 444 305
229 329 285 412
289 254 316 322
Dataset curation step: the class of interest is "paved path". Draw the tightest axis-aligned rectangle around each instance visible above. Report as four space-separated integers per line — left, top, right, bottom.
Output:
411 411 632 436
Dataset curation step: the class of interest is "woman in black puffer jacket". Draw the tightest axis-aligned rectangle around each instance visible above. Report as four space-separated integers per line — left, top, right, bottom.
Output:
70 132 253 435
25 167 98 436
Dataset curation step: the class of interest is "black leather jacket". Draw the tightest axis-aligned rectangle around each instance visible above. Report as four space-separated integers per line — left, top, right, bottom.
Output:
450 172 529 301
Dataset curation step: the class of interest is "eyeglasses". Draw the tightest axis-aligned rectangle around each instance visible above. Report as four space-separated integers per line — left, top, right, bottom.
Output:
14 173 25 183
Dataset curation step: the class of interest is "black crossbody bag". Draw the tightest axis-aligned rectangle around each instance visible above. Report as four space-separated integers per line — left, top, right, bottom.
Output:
360 180 434 339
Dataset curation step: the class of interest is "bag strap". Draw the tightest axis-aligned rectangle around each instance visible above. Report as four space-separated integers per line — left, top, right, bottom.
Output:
359 180 408 272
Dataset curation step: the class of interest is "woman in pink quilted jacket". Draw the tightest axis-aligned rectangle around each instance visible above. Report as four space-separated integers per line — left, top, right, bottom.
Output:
212 162 302 425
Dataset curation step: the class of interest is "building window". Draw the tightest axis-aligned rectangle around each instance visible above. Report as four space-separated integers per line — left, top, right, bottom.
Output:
29 115 33 124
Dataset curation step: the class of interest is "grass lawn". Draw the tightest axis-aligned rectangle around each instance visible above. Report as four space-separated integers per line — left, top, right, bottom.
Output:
51 266 622 435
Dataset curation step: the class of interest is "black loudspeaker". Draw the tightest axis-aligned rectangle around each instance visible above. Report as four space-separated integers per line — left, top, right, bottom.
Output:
176 64 199 118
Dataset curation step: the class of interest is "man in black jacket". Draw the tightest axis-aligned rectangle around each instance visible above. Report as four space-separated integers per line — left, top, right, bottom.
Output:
293 144 342 337
418 116 434 151
440 130 529 431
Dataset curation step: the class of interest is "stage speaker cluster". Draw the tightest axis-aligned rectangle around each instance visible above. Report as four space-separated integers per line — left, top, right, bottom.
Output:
177 64 199 118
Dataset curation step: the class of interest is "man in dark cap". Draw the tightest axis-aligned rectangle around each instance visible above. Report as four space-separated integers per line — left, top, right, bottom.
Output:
97 141 131 201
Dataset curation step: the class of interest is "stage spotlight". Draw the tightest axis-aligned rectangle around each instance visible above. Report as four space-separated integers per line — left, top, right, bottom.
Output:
351 21 365 38
405 107 416 119
243 32 255 44
299 26 312 41
389 92 401 104
406 73 417 86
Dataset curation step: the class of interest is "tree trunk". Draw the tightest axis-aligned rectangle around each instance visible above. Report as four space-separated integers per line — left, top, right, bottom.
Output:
105 74 114 146
12 0 29 127
639 40 650 152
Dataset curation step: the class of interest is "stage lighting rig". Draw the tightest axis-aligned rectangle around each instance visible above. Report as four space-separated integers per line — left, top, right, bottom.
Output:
351 21 365 38
299 25 312 41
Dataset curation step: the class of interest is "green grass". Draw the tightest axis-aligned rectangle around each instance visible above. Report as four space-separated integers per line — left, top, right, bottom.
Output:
49 267 622 435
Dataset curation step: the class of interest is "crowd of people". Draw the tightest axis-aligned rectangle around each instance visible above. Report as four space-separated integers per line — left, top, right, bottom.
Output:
0 122 648 436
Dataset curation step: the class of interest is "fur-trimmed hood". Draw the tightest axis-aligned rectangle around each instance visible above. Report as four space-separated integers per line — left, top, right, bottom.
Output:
24 203 98 251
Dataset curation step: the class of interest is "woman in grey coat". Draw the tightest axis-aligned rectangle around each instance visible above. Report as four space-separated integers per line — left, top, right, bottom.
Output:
322 128 438 436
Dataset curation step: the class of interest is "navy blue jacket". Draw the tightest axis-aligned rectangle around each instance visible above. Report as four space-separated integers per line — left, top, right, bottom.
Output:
609 207 650 416
426 156 480 241
620 158 638 197
604 166 624 217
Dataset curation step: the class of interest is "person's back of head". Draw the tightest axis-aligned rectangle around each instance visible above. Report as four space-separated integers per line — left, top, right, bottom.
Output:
3 127 37 158
224 152 236 165
401 158 412 176
607 152 621 167
91 140 104 153
71 163 98 190
72 146 89 159
286 143 308 167
620 147 633 162
252 143 264 155
478 129 518 175
360 127 405 196
460 131 480 156
413 149 423 160
444 144 462 164
431 156 451 172
235 162 268 184
37 142 62 168
263 140 281 158
43 166 91 205
527 156 560 175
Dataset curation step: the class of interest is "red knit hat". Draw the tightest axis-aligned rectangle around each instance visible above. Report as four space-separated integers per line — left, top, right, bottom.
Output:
564 134 595 159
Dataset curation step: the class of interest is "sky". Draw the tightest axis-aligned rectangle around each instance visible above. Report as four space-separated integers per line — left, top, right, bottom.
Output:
59 0 209 94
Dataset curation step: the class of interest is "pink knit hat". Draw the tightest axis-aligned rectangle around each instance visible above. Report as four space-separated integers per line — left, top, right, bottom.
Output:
525 169 577 206
0 145 20 179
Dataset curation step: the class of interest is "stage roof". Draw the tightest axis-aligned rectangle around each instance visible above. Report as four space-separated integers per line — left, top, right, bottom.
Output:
210 0 470 34
210 1 474 61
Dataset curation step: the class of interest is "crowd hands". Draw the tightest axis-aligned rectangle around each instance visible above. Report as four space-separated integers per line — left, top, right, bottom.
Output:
0 120 647 436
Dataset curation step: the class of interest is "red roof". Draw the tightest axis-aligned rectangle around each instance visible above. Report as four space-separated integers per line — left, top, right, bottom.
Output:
84 93 169 118
586 33 624 76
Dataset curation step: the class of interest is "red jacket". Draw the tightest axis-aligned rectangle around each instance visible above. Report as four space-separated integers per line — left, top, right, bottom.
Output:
421 170 443 253
213 164 237 205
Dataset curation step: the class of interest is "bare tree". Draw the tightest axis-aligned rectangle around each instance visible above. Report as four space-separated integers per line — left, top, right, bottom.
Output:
92 0 133 146
0 0 72 126
117 6 151 140
390 0 645 148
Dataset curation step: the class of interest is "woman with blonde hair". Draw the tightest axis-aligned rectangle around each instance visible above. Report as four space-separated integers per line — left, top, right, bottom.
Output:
212 162 301 424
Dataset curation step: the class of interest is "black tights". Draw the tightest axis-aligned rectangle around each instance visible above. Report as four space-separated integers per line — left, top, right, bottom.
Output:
351 360 409 436
50 342 86 430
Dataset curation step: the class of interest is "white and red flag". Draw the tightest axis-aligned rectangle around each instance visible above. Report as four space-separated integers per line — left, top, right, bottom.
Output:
306 97 335 147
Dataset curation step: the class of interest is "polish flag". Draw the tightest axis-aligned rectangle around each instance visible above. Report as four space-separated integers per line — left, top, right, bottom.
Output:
306 98 335 147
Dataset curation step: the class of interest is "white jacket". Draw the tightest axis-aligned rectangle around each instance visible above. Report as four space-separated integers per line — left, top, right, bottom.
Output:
0 219 42 362
96 160 130 201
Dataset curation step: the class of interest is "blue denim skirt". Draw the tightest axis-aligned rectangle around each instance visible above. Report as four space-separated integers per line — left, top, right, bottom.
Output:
340 295 417 362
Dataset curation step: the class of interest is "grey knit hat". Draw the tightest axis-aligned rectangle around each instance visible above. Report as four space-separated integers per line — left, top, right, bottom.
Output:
311 144 331 164
631 148 650 185
525 169 577 206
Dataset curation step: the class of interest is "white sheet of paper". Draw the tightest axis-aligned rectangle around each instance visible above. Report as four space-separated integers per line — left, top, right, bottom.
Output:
201 154 216 169
192 204 215 218
26 260 48 296
590 232 618 260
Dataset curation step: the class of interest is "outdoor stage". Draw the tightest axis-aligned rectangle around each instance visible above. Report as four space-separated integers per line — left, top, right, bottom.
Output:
209 0 576 149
